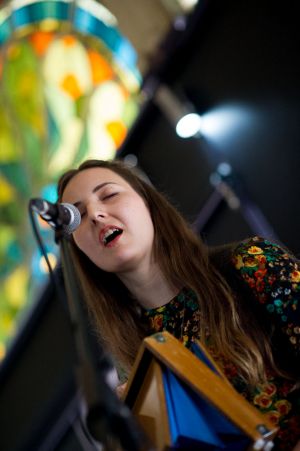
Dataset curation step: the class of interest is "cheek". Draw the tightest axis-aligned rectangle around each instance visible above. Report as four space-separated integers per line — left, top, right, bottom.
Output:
72 229 88 252
136 205 154 240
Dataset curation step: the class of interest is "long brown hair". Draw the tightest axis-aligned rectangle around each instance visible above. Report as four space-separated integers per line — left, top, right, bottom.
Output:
58 159 278 384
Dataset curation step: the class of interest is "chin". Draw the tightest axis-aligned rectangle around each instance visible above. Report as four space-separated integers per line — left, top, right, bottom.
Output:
97 258 136 274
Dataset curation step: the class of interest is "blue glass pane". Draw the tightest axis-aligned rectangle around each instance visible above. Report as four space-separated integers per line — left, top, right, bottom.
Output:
12 1 70 29
0 17 11 45
73 7 137 70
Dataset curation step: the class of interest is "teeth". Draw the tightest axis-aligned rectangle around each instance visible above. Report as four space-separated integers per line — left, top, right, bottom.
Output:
103 228 120 244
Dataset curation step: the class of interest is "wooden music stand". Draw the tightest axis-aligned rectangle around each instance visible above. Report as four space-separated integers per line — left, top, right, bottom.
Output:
123 332 277 451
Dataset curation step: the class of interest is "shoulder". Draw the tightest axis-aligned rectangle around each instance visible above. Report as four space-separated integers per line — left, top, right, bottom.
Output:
209 236 297 271
230 236 299 286
210 236 300 361
231 236 295 262
209 235 300 312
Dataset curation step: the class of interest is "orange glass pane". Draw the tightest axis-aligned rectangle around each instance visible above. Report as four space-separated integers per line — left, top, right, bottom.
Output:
88 50 114 85
106 120 127 147
29 31 54 56
60 73 83 99
62 35 77 47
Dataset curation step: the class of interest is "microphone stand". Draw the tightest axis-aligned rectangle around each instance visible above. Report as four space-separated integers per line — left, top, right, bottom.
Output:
54 227 154 451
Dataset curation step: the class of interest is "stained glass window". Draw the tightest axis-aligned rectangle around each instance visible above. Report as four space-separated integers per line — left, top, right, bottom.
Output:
0 0 141 362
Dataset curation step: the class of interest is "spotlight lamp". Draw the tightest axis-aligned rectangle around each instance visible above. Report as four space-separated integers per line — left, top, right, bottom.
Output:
154 84 202 138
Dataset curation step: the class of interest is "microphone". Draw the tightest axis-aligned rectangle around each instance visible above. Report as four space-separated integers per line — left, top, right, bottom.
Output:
30 198 81 234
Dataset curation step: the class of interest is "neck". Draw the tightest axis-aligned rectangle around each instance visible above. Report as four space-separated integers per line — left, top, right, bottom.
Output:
117 262 180 309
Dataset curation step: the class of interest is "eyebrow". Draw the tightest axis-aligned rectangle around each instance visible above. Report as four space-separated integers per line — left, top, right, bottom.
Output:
73 182 117 207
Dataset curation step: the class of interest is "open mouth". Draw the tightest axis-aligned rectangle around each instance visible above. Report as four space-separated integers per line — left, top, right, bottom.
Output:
102 227 123 246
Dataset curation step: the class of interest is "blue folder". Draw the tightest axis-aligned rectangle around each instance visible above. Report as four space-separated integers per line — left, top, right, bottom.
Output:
163 367 250 450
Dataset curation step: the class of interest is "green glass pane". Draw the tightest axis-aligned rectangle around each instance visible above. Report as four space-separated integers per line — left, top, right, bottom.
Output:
0 99 20 163
0 164 31 197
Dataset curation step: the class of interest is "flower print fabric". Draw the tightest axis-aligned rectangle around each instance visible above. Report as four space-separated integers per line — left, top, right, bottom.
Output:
142 237 300 450
230 237 300 449
232 236 300 355
143 287 201 347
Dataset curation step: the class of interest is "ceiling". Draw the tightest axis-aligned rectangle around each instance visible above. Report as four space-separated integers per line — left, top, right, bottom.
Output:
99 0 180 74
98 0 201 75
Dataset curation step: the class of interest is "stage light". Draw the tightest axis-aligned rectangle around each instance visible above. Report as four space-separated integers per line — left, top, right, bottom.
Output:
217 162 232 176
175 112 202 138
154 84 202 138
200 104 256 147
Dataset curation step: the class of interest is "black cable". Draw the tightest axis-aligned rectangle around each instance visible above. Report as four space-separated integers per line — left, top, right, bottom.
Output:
28 201 66 304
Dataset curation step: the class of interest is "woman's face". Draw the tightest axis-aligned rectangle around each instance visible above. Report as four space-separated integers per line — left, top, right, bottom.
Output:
62 167 155 276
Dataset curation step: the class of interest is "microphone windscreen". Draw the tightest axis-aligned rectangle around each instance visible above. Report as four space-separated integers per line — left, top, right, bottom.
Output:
61 203 81 234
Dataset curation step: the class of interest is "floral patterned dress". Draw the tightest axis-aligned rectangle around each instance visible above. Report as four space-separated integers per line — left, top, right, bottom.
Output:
142 237 300 450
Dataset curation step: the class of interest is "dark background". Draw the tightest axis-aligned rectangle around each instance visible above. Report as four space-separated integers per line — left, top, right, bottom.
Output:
119 0 300 254
1 0 299 450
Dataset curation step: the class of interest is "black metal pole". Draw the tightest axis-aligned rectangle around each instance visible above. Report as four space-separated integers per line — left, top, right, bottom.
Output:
55 230 154 451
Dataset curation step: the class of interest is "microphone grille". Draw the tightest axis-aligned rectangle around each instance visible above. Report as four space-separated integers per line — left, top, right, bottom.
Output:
61 203 81 234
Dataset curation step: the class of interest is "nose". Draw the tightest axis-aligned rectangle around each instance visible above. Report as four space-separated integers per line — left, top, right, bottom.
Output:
86 203 107 224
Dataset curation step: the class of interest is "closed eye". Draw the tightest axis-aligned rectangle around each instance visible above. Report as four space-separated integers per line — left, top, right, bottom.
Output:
103 192 118 200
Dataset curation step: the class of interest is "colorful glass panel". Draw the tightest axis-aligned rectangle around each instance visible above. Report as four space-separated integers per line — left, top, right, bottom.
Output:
0 0 141 362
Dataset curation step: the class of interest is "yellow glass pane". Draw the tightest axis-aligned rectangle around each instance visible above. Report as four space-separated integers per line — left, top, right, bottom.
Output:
0 175 15 204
